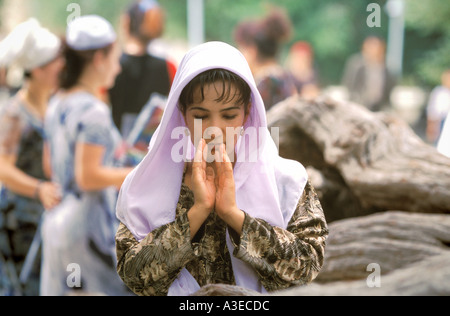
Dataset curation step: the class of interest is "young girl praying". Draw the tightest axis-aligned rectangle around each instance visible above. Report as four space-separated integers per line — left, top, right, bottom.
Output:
115 41 328 296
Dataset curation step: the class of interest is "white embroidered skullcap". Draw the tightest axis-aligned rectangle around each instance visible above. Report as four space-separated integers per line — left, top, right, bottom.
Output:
0 18 61 71
66 15 117 51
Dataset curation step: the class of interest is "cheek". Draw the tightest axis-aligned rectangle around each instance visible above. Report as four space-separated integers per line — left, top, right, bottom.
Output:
229 112 247 130
107 59 120 76
52 64 63 80
227 113 247 143
103 60 121 87
104 50 121 76
113 58 121 75
184 117 202 146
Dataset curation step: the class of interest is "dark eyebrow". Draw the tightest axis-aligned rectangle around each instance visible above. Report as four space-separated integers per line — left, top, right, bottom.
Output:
220 106 242 112
187 107 209 112
187 106 242 112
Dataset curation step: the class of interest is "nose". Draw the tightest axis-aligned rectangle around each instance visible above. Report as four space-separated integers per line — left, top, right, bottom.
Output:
204 120 226 144
204 127 224 144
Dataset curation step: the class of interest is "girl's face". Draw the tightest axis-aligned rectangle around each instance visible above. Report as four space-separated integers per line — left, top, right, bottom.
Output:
184 82 249 161
96 42 122 89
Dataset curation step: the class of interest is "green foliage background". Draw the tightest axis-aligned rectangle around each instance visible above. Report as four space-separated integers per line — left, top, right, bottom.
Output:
2 0 448 87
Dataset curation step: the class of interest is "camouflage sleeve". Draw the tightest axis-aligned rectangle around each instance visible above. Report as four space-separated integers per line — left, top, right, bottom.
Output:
115 210 196 296
232 181 329 292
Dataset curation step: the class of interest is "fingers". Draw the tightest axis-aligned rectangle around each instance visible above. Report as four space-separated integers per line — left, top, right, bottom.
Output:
205 166 215 182
40 182 62 210
222 144 232 164
193 140 233 180
214 144 233 178
221 143 232 165
194 138 205 164
193 139 206 178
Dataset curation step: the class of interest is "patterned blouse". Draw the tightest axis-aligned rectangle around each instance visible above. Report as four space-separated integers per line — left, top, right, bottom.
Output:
0 95 46 225
0 94 46 296
116 180 328 296
255 65 298 111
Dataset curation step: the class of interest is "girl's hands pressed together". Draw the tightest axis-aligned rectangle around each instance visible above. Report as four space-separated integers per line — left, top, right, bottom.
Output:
213 144 245 235
188 139 245 239
187 138 216 239
191 138 216 213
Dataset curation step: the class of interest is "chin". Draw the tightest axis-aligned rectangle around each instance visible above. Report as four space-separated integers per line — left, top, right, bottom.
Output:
104 81 114 90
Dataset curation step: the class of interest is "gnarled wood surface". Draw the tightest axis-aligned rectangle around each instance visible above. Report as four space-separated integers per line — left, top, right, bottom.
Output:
192 211 450 296
266 96 450 222
276 253 450 296
314 211 450 283
194 254 450 296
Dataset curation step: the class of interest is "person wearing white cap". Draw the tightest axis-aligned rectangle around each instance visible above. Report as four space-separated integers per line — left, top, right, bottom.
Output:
0 18 63 296
40 15 133 296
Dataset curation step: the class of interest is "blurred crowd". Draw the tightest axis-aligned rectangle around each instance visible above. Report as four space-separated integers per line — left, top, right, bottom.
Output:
0 1 448 296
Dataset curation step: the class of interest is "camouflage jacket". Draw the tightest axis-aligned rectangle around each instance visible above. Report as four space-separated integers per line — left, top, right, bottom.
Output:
116 181 328 296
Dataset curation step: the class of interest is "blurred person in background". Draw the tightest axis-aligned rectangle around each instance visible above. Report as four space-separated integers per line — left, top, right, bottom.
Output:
0 67 11 109
234 7 298 111
0 67 6 88
109 0 176 138
0 18 63 296
285 41 320 101
342 36 396 112
437 111 450 158
41 15 133 296
426 69 450 145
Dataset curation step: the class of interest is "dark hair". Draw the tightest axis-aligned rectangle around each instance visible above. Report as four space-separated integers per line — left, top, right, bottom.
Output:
234 8 292 60
127 2 146 39
59 41 113 90
178 69 252 114
127 1 162 43
23 42 64 80
24 71 32 79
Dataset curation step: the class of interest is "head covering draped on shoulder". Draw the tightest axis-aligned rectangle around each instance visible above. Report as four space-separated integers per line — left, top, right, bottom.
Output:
116 41 308 295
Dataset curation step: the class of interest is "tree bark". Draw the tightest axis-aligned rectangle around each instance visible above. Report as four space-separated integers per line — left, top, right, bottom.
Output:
274 253 450 296
267 96 450 222
193 253 450 296
315 211 450 283
192 211 450 296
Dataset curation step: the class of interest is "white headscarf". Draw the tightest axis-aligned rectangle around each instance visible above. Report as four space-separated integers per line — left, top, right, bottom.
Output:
0 18 61 71
116 41 308 295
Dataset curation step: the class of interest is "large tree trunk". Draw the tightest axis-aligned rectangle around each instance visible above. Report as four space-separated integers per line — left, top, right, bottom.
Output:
314 211 450 283
193 254 450 296
192 211 450 296
277 253 450 296
266 96 450 222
